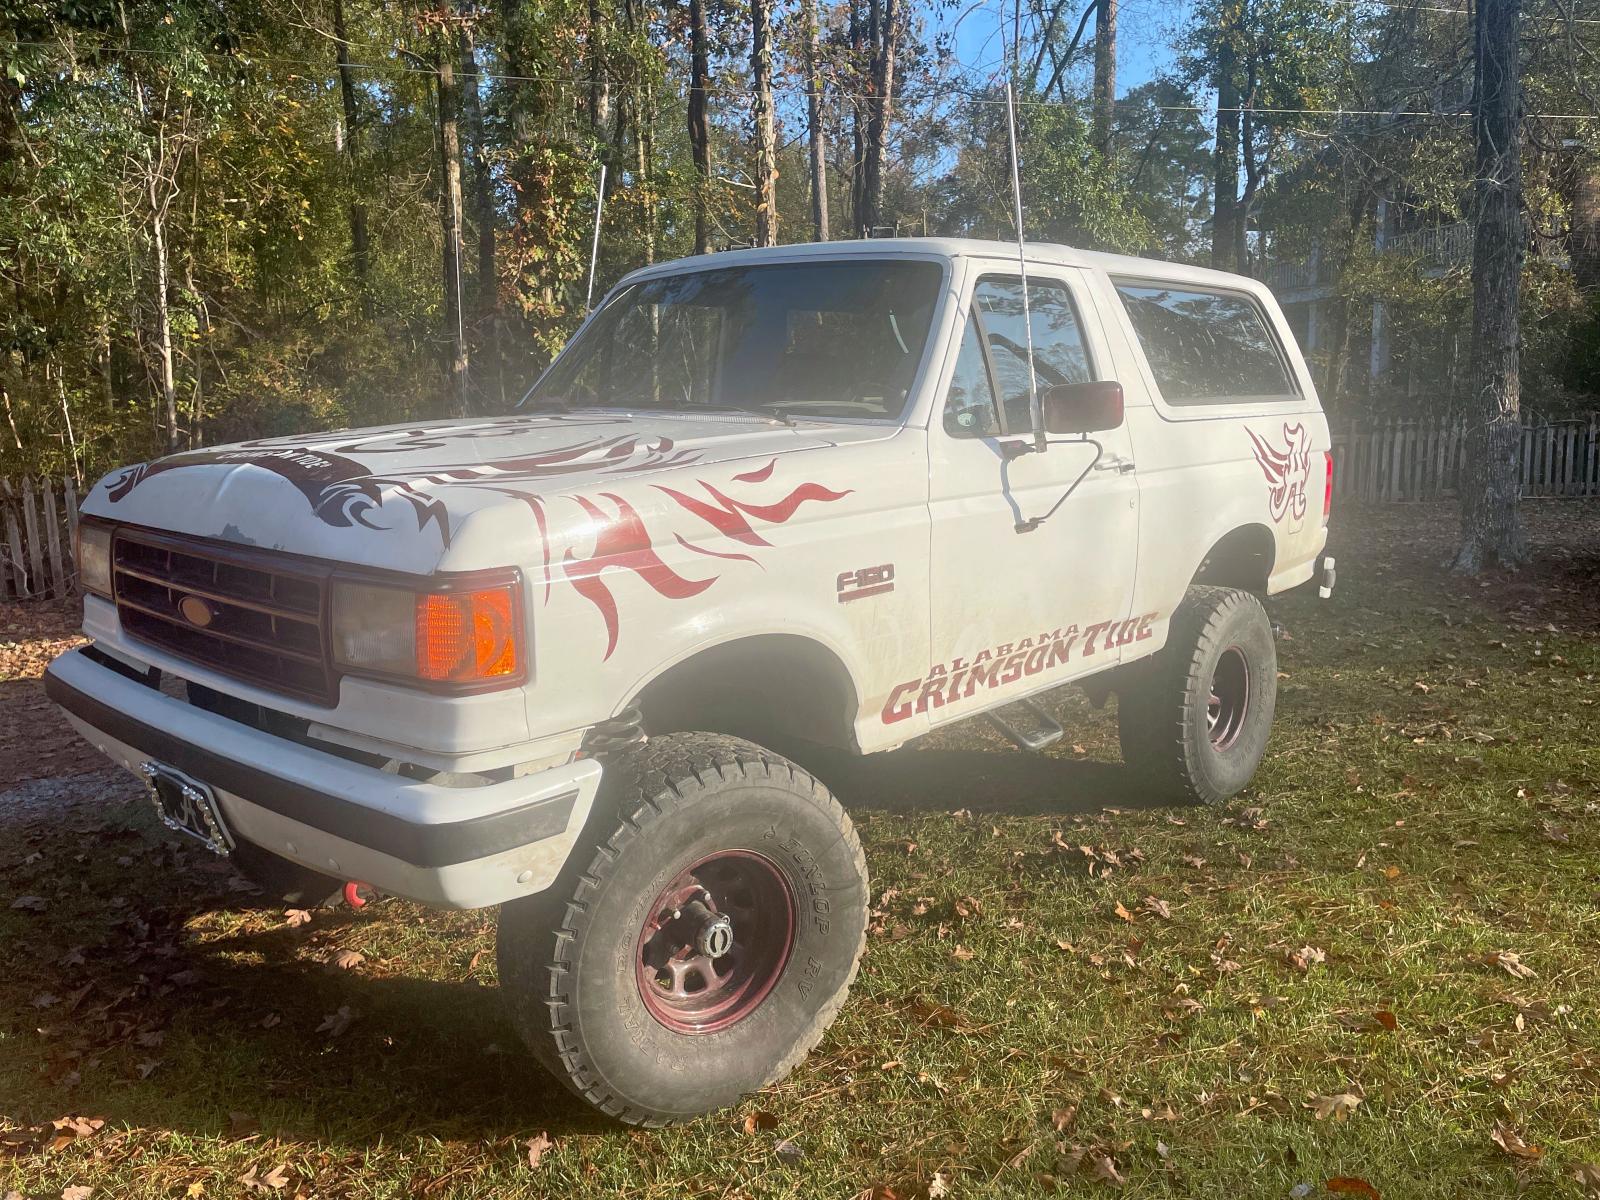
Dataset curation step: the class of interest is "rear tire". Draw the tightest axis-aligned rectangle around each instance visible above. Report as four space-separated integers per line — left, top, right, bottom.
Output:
497 733 869 1126
1118 586 1277 806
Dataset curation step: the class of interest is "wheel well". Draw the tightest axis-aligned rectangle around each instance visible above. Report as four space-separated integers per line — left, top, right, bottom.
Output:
631 636 861 755
1193 524 1275 595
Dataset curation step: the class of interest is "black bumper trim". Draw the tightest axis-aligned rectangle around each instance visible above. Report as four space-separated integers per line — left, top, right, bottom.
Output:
46 666 576 869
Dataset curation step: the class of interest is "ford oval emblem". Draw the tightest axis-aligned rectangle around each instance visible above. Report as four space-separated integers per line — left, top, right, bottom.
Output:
178 595 217 628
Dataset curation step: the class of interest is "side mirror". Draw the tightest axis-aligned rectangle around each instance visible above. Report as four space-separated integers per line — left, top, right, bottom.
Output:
1040 380 1124 435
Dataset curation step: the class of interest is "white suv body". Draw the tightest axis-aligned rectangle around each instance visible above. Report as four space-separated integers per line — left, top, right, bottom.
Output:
48 238 1330 1121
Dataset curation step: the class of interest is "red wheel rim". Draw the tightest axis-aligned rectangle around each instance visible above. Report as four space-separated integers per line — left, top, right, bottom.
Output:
635 849 796 1034
1208 645 1250 751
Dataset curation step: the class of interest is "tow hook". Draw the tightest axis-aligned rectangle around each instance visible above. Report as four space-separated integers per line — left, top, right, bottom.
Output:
343 881 375 909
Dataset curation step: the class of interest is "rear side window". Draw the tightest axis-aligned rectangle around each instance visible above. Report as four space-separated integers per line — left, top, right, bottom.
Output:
1114 282 1298 404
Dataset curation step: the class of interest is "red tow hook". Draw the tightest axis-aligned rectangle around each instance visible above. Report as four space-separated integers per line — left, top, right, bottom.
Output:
343 881 375 909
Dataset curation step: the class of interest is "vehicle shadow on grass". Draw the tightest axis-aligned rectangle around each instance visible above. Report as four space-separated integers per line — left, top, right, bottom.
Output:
803 742 1169 817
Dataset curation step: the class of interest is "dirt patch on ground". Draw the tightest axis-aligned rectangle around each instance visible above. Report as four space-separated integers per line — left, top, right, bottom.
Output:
1327 498 1600 634
0 599 89 788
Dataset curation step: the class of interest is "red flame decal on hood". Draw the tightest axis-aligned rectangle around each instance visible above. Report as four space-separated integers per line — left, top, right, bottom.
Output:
556 460 852 659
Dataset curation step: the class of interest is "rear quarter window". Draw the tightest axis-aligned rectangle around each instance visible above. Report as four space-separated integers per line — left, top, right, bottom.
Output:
1113 281 1299 405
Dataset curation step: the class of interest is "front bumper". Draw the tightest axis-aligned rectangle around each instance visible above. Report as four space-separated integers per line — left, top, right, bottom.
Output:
45 647 602 909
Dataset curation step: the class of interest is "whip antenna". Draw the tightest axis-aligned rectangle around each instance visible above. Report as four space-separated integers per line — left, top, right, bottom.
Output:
586 163 608 311
1003 80 1045 453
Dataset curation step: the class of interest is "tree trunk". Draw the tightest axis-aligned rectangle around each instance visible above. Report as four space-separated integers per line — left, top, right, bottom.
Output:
588 0 611 141
332 0 370 312
751 0 779 246
688 0 713 254
1092 0 1116 157
1570 155 1600 295
1453 0 1527 572
149 204 179 452
436 44 470 417
802 0 830 241
1210 8 1240 270
458 27 496 317
849 0 866 235
861 0 898 238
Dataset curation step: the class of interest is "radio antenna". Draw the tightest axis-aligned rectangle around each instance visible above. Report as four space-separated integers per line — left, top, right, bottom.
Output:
1003 79 1045 454
586 163 608 312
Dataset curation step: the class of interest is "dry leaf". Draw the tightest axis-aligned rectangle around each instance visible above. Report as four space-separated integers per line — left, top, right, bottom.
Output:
1286 946 1327 973
742 1111 779 1134
1573 1163 1600 1193
1088 1151 1125 1186
60 1187 93 1200
1112 901 1136 924
282 909 312 927
524 1131 554 1169
1485 951 1537 980
238 1163 290 1192
1325 1178 1381 1199
1141 896 1172 920
329 949 365 971
316 1005 355 1037
928 1170 951 1198
1306 1092 1362 1121
951 944 975 961
10 895 49 912
1489 1122 1542 1160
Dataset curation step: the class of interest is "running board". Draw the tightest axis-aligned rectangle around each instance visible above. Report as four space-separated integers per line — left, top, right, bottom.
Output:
985 698 1065 753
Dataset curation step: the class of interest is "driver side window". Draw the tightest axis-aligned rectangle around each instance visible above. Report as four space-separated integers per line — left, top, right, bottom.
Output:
942 276 1093 438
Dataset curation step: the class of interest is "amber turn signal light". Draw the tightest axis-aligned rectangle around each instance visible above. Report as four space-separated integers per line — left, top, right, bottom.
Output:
415 586 521 683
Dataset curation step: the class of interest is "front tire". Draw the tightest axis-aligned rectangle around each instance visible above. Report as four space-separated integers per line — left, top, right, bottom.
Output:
1118 585 1278 805
497 733 869 1125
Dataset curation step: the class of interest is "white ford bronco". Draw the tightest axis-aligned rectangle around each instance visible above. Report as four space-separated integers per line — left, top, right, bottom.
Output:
48 238 1332 1124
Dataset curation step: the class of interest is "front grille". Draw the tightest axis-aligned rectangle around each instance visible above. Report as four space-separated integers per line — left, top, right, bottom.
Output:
112 529 335 705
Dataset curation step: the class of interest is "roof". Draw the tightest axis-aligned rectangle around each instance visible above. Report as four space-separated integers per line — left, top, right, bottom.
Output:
619 236 1268 294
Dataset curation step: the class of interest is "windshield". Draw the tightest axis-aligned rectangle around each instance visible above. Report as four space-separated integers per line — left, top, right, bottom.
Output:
527 259 943 422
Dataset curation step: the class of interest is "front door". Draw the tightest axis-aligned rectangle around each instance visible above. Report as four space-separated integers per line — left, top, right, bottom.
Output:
908 266 1142 729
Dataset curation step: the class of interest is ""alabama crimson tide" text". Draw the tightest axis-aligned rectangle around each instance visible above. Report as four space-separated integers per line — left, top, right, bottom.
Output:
881 611 1159 724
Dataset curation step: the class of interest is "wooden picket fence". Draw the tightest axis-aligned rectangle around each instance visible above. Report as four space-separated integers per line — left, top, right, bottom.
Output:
1 476 81 601
1332 414 1600 502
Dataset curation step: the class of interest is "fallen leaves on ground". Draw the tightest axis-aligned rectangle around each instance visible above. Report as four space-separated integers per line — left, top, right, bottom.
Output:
1484 950 1537 980
523 1131 553 1169
237 1163 291 1192
316 1005 355 1037
1325 1178 1381 1198
1287 945 1327 973
1489 1122 1542 1160
742 1111 779 1134
1306 1092 1362 1121
328 949 365 971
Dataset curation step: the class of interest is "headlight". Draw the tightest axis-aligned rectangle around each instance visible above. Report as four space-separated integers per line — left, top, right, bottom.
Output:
76 521 113 598
331 575 525 689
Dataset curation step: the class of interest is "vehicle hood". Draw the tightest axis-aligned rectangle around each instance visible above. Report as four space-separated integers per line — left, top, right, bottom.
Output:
84 410 874 574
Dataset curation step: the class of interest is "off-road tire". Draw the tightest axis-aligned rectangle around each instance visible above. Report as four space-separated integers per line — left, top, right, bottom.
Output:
497 733 869 1126
1118 585 1277 806
229 842 343 907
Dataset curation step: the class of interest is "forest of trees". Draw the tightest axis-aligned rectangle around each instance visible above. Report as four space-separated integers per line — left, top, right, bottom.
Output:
2 0 1598 503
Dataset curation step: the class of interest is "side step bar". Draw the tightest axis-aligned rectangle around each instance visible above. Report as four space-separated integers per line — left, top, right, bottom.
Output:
985 698 1065 753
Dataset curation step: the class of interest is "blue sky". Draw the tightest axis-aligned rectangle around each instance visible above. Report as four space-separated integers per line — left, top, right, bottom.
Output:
931 0 1196 98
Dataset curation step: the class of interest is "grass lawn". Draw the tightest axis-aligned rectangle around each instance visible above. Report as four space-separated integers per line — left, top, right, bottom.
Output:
2 501 1598 1199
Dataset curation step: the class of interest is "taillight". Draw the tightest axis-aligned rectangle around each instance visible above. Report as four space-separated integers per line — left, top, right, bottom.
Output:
332 576 525 690
1323 450 1333 525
